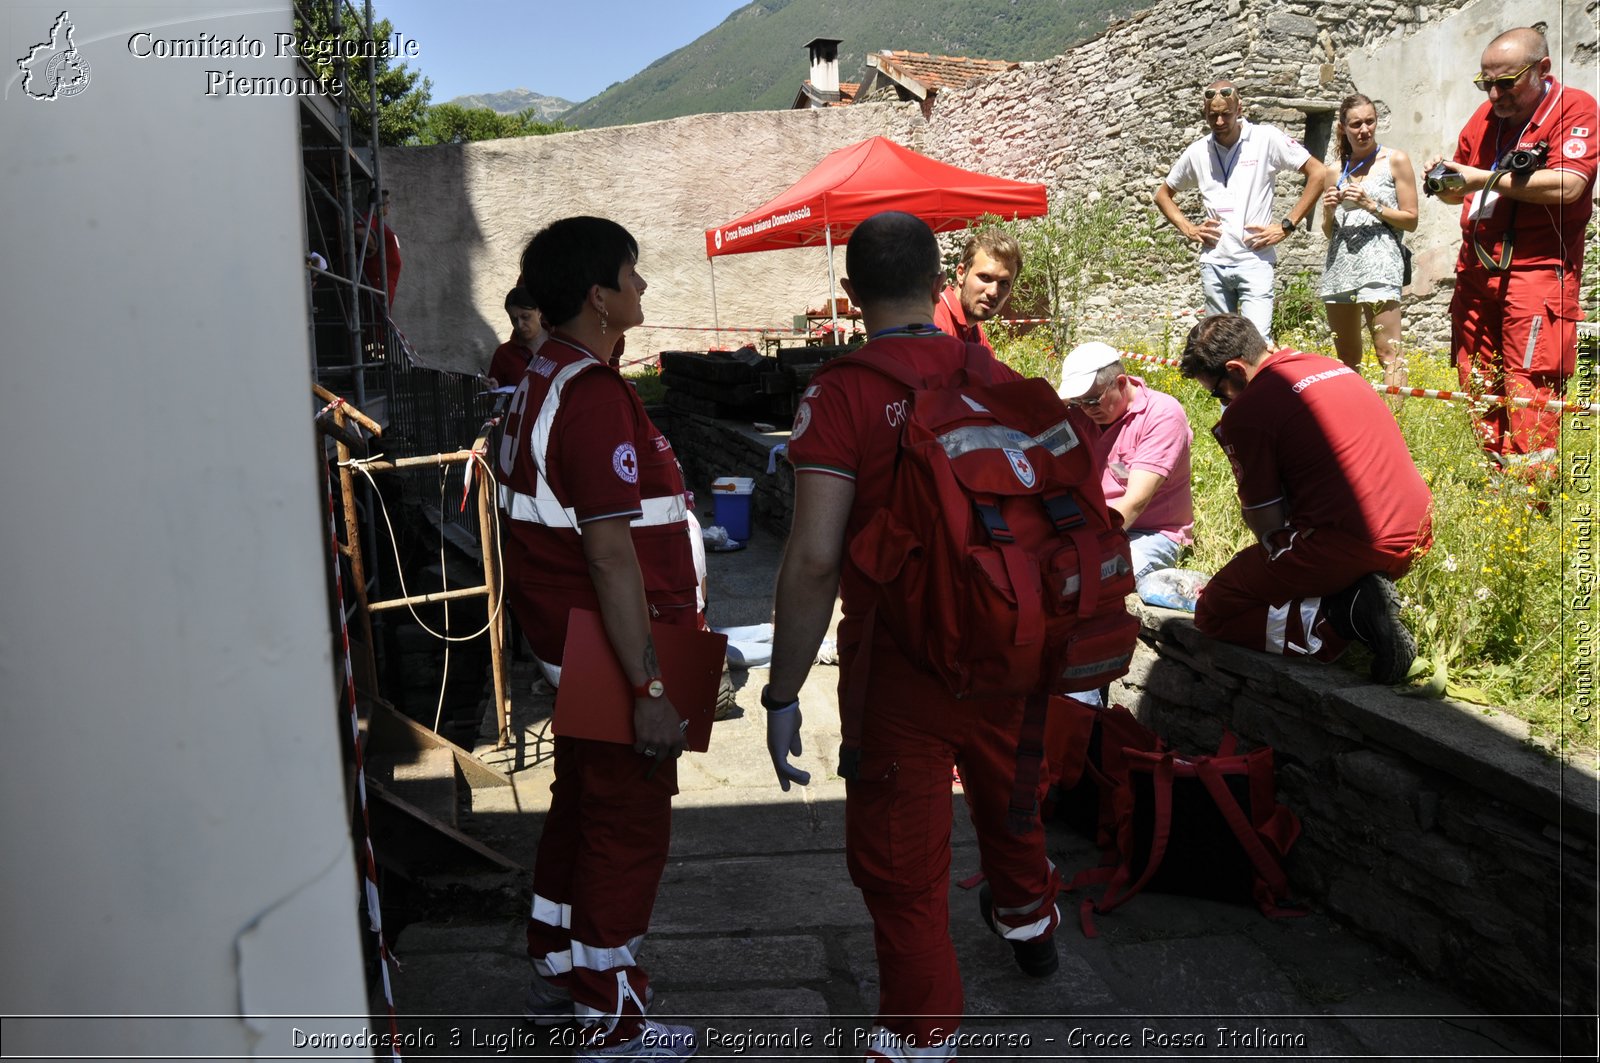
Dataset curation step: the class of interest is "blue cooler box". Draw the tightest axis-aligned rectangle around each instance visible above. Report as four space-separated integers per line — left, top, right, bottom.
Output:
710 477 755 540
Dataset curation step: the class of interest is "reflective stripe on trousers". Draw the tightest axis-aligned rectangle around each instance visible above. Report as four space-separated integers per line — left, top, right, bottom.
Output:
990 860 1060 941
1265 599 1324 656
865 1024 957 1061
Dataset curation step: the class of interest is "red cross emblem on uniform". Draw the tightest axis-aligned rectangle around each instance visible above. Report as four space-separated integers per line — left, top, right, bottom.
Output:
612 442 640 484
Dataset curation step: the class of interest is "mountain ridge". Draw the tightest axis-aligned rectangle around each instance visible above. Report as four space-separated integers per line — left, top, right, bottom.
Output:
551 0 1137 129
444 87 574 119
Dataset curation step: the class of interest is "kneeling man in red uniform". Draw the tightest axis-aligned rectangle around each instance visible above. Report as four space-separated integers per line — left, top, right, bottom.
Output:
1179 315 1432 684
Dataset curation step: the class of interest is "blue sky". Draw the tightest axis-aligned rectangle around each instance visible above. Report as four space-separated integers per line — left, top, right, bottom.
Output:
372 0 746 105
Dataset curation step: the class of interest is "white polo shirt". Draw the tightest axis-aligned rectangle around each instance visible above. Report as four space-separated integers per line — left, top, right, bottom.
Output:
1164 119 1312 267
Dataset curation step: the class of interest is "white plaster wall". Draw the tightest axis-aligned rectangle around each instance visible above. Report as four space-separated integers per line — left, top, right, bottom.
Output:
0 2 369 1056
383 104 924 375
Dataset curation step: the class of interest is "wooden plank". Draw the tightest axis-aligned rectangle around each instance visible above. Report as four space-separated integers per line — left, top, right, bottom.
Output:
367 778 523 874
365 698 512 791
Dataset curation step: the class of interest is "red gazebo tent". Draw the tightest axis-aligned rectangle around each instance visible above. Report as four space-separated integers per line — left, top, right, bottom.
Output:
703 136 1048 329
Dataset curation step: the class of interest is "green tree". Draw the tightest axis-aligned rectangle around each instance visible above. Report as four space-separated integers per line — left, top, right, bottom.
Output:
416 104 577 145
292 8 431 146
957 195 1127 349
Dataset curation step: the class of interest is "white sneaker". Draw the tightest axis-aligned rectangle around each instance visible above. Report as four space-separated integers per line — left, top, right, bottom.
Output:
576 1020 696 1060
523 979 655 1026
522 975 570 1026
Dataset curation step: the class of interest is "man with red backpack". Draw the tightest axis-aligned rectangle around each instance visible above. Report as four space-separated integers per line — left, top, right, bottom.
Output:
763 212 1130 1060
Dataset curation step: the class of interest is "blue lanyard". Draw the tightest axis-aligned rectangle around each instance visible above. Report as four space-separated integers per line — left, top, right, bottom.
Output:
870 323 943 340
1339 145 1380 186
1212 137 1242 184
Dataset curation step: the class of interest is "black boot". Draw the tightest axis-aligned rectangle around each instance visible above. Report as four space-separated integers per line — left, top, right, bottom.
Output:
978 882 1059 978
1325 573 1415 684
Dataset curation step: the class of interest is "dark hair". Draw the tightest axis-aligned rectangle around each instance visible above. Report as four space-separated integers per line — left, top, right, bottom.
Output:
844 211 942 303
959 227 1023 276
1335 93 1376 167
520 216 638 327
1179 314 1268 379
504 286 537 312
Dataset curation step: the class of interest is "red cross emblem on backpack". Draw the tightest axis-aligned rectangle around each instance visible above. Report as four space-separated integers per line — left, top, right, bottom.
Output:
1004 448 1037 488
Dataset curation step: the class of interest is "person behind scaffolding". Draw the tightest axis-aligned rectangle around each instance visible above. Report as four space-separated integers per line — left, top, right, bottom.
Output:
492 216 698 1059
354 187 402 309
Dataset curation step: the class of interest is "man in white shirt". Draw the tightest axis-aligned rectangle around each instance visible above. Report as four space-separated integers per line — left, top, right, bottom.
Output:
1155 80 1327 340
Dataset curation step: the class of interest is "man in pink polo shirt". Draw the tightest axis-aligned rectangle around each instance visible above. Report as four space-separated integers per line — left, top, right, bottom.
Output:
1057 341 1194 596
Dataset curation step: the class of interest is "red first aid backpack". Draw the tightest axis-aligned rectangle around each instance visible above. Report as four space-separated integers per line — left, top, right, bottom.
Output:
820 343 1139 806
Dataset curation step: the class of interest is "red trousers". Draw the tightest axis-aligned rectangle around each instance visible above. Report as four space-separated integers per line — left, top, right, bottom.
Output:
839 620 1059 1055
526 736 677 1046
1452 263 1580 465
1196 525 1425 659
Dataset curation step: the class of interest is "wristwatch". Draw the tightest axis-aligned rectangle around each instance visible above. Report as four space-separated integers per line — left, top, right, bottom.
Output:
632 676 666 699
1280 215 1298 234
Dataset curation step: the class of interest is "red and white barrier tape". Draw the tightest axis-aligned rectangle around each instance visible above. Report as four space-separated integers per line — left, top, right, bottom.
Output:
322 456 403 1061
647 322 808 335
630 315 1599 416
1108 347 1600 416
386 315 418 364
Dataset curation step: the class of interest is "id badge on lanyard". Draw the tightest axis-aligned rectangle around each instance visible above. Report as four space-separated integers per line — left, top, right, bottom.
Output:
1467 186 1500 222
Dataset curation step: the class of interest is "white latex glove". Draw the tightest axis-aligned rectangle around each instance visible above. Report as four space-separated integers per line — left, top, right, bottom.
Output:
760 685 811 791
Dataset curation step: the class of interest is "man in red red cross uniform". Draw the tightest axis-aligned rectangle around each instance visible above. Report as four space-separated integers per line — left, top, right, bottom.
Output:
1428 26 1597 473
763 212 1066 1061
1180 315 1432 685
930 228 1022 353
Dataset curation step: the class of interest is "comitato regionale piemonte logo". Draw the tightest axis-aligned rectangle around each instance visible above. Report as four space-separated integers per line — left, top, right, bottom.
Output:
18 11 92 100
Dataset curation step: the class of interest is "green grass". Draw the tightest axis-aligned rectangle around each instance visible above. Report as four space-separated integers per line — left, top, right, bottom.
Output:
627 363 666 405
991 326 1598 755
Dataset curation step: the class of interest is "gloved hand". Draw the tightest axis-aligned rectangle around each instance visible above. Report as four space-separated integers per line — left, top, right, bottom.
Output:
760 685 811 791
1262 526 1299 562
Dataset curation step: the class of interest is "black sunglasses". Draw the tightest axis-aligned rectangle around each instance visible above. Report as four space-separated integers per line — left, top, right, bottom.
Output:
1203 87 1236 100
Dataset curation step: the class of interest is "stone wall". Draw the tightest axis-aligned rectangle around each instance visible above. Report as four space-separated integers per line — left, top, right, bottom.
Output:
656 408 797 532
1117 605 1598 1052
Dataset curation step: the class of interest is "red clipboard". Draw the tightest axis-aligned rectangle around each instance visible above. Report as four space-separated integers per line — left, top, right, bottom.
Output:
553 608 727 752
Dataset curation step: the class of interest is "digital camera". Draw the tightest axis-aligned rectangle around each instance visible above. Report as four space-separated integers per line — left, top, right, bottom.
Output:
1501 140 1549 175
1423 162 1467 196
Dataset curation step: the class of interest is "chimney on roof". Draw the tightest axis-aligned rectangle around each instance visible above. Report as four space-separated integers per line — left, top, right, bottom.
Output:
806 37 842 95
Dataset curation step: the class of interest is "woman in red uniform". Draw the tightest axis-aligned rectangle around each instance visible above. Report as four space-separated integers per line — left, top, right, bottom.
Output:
494 217 698 1059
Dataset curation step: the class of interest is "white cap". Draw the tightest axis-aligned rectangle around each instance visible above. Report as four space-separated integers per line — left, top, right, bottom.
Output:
1057 341 1124 399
